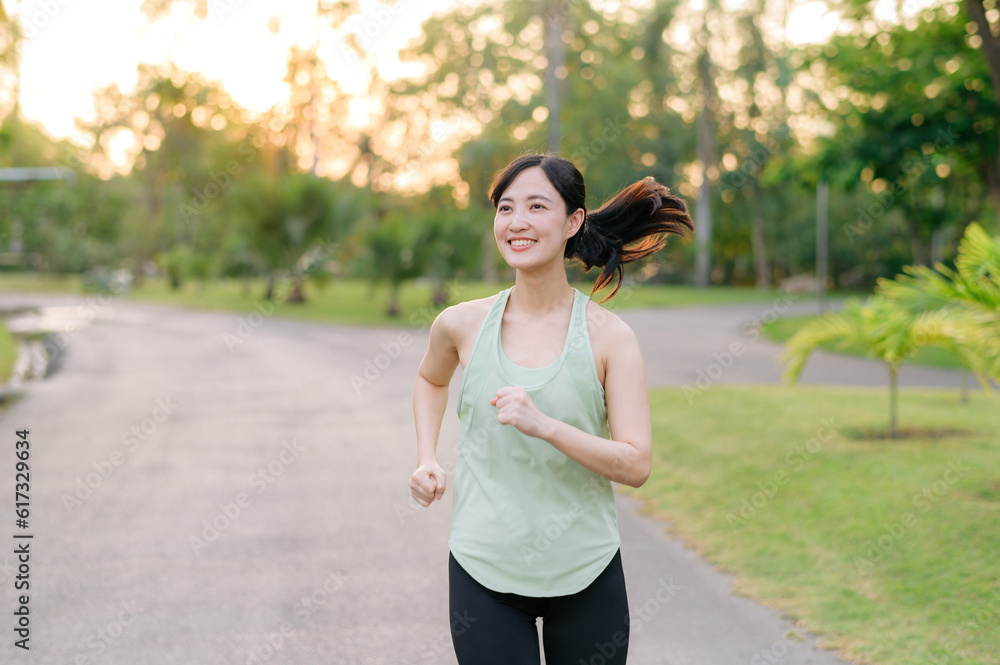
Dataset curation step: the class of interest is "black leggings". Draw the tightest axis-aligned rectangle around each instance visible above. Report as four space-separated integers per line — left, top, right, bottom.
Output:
448 550 630 665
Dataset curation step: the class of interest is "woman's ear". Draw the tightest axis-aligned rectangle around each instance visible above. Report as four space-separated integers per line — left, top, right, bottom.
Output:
566 208 585 239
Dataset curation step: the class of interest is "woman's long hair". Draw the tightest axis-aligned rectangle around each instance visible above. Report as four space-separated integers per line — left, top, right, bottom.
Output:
489 153 694 302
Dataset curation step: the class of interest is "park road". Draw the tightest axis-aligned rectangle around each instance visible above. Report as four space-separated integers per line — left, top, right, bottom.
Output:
0 291 967 664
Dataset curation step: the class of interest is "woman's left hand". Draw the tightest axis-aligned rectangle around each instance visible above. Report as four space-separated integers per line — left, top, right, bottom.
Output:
491 386 552 439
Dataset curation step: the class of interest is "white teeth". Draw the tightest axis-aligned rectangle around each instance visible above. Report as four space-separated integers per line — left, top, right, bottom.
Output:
510 239 536 246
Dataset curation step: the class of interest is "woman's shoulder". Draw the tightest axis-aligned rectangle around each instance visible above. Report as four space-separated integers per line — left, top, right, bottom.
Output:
433 292 502 340
582 295 637 347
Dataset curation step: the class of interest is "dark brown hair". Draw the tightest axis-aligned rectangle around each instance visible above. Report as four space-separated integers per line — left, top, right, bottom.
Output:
489 153 693 302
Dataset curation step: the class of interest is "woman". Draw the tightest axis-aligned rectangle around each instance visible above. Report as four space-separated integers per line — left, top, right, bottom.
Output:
409 153 692 664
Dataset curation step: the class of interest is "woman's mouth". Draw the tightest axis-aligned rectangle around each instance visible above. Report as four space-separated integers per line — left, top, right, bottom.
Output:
508 238 537 251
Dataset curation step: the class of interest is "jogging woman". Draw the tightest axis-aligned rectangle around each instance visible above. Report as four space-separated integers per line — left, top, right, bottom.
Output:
409 153 692 664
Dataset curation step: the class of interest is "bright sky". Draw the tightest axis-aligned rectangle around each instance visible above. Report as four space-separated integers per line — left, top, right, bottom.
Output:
11 0 450 143
7 0 928 151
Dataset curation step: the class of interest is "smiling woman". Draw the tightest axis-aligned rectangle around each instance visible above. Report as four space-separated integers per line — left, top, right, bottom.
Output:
408 152 692 665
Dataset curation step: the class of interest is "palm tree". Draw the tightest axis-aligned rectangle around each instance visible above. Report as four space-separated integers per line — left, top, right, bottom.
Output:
877 222 1000 386
780 297 964 438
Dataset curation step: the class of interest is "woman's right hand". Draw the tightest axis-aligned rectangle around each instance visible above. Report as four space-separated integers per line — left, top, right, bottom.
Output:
409 461 447 507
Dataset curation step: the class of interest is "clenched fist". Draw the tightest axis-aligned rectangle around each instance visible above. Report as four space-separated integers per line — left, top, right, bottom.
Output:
409 461 447 507
490 386 552 440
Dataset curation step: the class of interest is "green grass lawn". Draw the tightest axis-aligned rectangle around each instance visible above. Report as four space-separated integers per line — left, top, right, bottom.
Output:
0 320 16 384
762 314 966 370
630 384 999 665
0 272 822 328
0 271 83 293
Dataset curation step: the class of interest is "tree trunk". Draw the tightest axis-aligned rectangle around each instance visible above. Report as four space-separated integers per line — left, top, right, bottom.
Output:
482 231 498 283
964 0 1000 226
386 281 401 317
908 223 931 267
750 192 770 289
888 363 899 438
694 46 717 287
265 271 276 301
287 275 306 303
543 0 567 153
431 276 448 307
984 165 1000 228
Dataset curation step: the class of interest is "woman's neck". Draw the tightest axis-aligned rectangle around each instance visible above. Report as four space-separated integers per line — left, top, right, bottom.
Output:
509 266 574 316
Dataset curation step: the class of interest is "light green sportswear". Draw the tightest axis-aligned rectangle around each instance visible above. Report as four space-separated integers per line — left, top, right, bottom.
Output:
448 286 621 597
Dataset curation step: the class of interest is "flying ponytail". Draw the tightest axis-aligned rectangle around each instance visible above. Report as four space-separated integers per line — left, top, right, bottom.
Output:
567 176 693 301
489 154 693 302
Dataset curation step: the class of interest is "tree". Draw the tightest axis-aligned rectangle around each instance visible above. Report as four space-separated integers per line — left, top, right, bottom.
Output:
413 188 485 306
810 3 994 267
964 0 1000 220
238 172 366 302
877 222 1000 385
781 296 958 438
359 213 424 316
0 1 22 120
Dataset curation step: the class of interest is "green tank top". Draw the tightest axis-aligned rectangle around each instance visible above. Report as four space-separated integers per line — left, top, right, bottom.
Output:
449 285 620 596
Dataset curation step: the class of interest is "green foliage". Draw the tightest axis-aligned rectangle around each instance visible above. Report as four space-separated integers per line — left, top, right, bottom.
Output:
0 319 16 385
878 222 1000 382
782 223 1000 436
780 296 958 436
809 3 995 265
156 244 192 290
235 172 369 300
781 297 943 383
4 0 999 298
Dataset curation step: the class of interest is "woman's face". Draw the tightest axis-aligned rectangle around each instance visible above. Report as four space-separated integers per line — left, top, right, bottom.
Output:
493 166 584 270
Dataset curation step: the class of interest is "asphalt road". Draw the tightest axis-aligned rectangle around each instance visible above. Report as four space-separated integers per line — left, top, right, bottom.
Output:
0 291 970 664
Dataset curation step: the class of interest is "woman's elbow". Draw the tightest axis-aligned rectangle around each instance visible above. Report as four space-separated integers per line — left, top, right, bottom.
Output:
624 462 651 488
614 447 651 488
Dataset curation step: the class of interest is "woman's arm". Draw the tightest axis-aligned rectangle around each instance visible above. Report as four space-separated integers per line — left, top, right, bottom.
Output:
409 307 462 506
490 317 652 488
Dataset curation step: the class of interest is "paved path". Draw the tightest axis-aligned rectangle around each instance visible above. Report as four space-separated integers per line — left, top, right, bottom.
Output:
0 292 970 665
